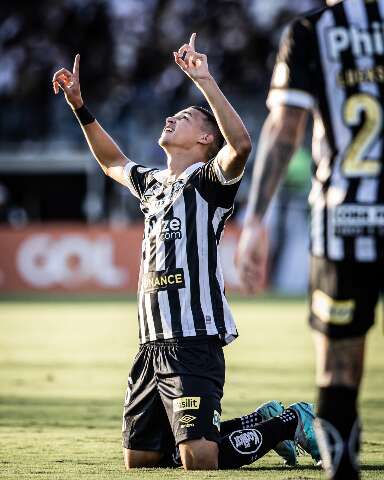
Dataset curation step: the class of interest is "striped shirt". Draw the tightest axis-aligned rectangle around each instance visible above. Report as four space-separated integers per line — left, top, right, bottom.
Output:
123 157 242 344
267 0 384 262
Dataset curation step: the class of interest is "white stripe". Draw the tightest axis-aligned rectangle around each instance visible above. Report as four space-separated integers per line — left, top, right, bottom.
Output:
212 206 237 338
155 230 173 339
355 237 376 261
345 0 378 260
310 184 326 257
144 219 157 342
172 194 195 336
195 191 216 335
317 10 346 259
267 88 315 110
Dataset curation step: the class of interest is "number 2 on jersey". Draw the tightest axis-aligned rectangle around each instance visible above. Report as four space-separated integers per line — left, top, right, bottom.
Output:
342 93 382 177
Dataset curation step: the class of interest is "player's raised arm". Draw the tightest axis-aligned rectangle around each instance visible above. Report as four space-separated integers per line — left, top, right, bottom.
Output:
236 104 308 293
174 33 252 179
52 54 131 187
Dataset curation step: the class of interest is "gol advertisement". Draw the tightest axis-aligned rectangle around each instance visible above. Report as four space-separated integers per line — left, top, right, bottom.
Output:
0 224 242 293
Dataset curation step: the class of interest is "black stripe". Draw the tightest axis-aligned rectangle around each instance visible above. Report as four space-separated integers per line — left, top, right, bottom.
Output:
311 11 336 258
163 206 183 334
183 185 207 335
147 215 164 339
365 0 384 260
333 3 362 259
215 208 233 243
207 203 226 335
141 223 150 342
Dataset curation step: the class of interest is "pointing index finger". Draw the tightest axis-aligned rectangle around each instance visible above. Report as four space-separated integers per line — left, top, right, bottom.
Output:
73 54 80 78
189 32 196 50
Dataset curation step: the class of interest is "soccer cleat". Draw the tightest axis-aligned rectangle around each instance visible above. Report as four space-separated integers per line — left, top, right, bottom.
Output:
255 400 297 467
289 401 321 464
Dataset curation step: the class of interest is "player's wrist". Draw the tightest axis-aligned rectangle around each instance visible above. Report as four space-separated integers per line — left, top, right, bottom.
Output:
243 214 263 230
194 74 214 87
73 104 95 126
70 98 84 110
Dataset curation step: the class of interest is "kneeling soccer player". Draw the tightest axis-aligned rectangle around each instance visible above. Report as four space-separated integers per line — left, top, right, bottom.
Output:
52 33 319 470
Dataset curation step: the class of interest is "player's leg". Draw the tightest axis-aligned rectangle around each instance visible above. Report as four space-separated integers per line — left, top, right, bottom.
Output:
156 336 225 470
218 401 320 469
313 332 365 479
309 256 379 480
220 400 297 466
122 344 174 469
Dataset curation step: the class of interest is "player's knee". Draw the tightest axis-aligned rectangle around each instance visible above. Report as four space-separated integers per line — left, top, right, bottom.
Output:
179 438 219 470
123 448 162 469
314 333 365 388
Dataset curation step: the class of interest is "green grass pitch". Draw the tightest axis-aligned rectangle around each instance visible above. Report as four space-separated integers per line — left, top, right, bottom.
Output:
0 297 383 479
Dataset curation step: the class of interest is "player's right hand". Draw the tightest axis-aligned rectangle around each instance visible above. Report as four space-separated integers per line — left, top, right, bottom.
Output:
235 217 269 294
52 54 83 110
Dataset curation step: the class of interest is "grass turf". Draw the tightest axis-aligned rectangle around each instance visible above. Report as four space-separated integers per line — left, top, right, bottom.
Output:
0 298 383 479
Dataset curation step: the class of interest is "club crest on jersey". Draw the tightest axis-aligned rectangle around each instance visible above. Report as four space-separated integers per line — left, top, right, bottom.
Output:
229 429 263 455
326 22 384 61
142 268 185 293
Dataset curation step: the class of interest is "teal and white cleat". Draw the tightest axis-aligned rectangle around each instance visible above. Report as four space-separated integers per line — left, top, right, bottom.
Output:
289 402 321 464
255 400 297 467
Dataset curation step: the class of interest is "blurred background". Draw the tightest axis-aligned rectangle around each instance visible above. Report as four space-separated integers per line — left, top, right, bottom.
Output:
0 0 324 296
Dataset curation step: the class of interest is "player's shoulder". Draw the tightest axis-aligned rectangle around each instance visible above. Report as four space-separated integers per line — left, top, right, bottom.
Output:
288 4 333 34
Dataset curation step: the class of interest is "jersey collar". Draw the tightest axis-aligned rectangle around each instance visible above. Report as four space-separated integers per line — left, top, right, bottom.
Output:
153 162 204 184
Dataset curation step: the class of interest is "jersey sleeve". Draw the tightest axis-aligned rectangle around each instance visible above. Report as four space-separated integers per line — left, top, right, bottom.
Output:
122 161 158 200
267 18 316 111
192 158 243 209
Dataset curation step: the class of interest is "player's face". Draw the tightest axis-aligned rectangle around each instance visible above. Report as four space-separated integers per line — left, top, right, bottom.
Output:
158 107 205 150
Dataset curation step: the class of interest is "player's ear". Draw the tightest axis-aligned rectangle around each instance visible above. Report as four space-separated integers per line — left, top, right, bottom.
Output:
198 132 214 145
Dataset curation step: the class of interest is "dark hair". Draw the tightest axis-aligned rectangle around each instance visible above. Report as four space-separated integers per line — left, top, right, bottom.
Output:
191 106 225 159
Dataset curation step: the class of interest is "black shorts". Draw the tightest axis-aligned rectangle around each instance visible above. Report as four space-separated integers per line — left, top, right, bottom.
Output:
309 255 383 339
122 336 225 452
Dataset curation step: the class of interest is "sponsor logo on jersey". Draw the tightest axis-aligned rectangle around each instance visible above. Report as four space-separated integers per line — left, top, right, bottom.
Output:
229 429 263 455
160 217 182 241
142 268 185 293
179 414 196 428
333 205 384 237
326 22 384 61
312 290 355 325
173 397 201 412
213 410 221 431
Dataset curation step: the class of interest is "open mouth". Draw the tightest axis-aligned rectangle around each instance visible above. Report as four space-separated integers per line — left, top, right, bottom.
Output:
163 127 174 133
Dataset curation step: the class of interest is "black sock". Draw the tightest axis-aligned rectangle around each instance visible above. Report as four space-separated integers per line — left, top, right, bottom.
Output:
218 408 298 469
220 410 263 436
315 386 360 480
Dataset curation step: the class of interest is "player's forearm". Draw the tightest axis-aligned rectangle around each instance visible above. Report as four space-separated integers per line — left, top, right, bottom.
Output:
195 76 251 156
245 108 307 223
79 120 128 175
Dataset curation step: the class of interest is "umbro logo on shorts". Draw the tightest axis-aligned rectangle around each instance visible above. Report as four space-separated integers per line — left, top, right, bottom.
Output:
179 414 196 428
229 429 263 455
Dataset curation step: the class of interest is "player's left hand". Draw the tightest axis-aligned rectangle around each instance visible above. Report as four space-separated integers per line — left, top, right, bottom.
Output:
235 218 269 294
174 33 210 82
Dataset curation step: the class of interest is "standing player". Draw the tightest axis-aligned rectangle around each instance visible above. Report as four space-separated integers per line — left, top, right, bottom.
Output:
237 1 384 479
52 34 319 470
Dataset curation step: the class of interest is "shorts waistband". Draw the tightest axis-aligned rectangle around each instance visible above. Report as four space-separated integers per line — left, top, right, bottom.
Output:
142 335 221 347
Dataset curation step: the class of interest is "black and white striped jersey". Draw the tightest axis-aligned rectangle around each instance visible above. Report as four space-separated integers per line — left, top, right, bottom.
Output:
123 158 242 345
268 0 384 262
